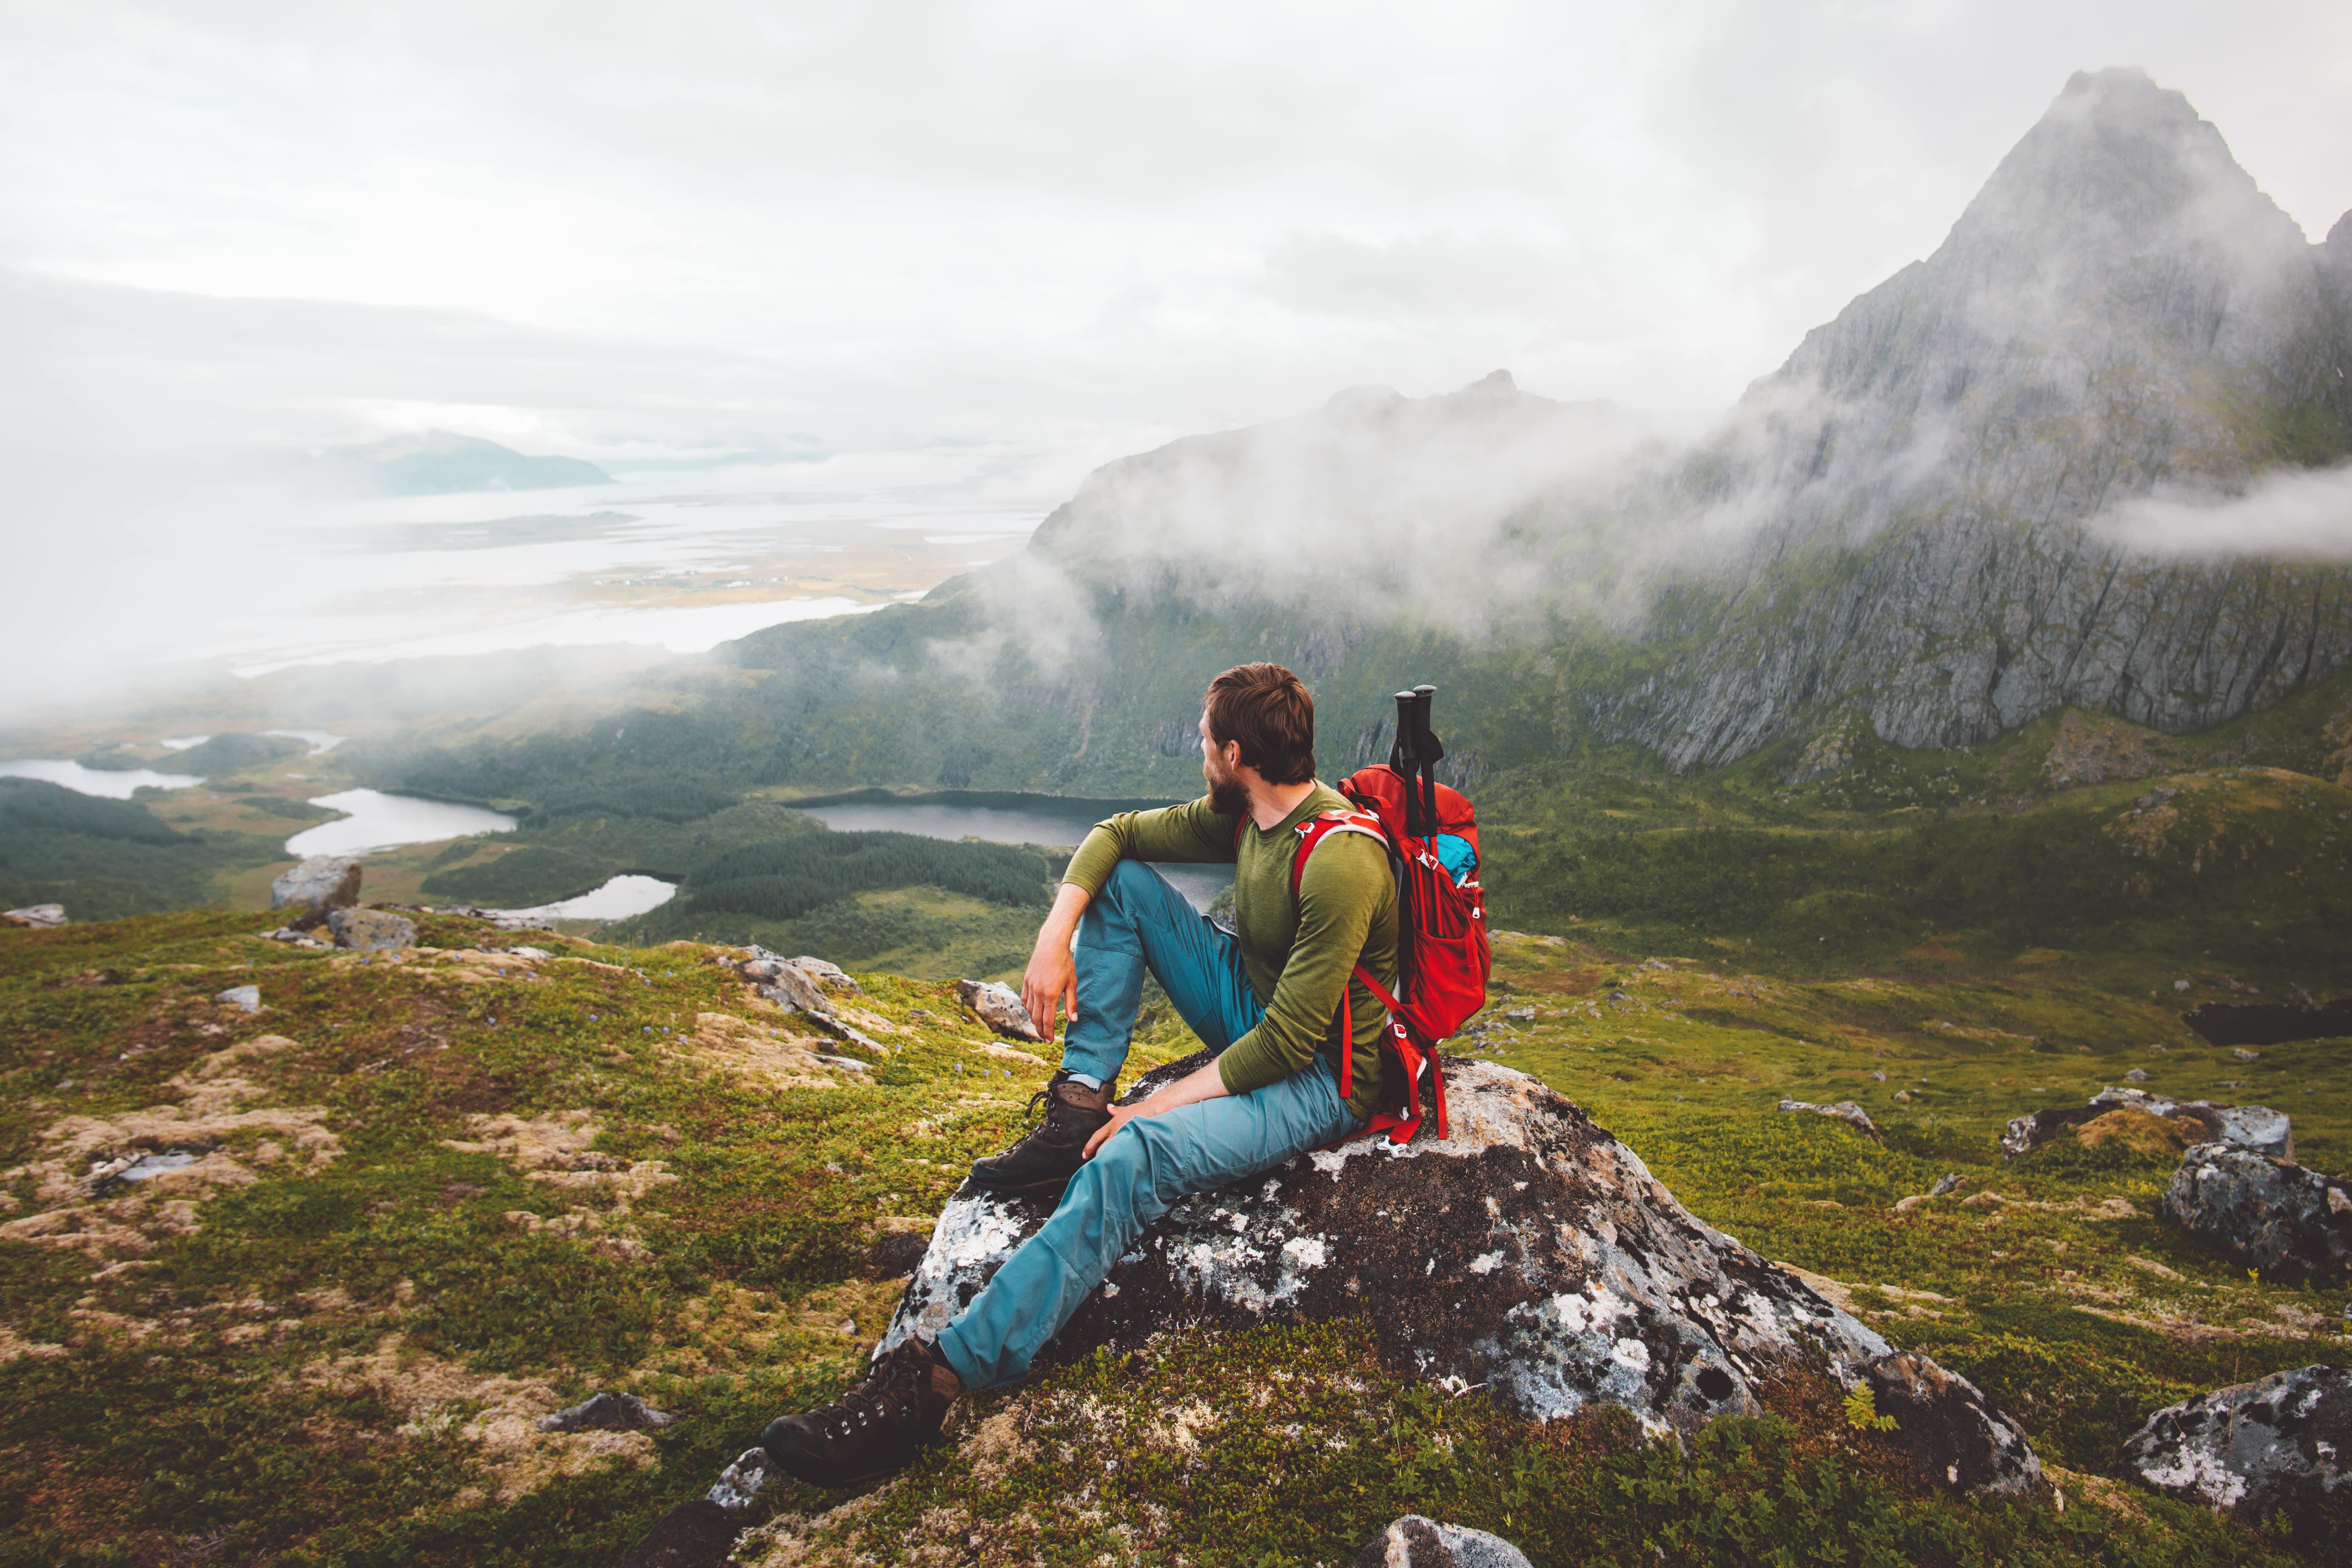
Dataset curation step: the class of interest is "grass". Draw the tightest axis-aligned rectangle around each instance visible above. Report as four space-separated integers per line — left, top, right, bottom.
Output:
2 902 2344 1564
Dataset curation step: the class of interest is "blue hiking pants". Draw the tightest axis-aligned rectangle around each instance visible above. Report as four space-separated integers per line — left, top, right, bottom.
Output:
935 858 1361 1391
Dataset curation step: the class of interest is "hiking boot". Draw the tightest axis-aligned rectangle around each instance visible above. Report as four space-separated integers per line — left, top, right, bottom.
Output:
967 1071 1114 1193
760 1338 962 1488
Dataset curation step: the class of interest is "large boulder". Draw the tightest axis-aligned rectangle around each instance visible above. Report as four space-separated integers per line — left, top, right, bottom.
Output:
271 856 362 912
1863 1352 2042 1500
3 904 66 929
2161 1144 2352 1280
955 978 1044 1042
879 1056 2038 1496
327 907 416 952
2123 1365 2352 1532
2002 1085 2290 1161
1351 1516 1533 1568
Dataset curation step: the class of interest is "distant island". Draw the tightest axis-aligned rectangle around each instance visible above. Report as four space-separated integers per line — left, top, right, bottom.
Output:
310 429 613 496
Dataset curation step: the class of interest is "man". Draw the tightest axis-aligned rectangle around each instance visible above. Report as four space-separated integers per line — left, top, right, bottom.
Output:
759 662 1399 1486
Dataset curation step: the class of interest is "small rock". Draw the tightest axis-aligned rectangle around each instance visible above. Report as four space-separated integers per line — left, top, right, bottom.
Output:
1351 1515 1532 1568
2123 1364 2352 1533
1870 1071 1887 1082
2234 1047 2262 1061
1894 1090 1912 1103
2126 1068 2150 1082
955 978 1044 1042
1863 1351 2044 1499
215 985 261 1013
618 1499 739 1568
2163 1145 2352 1281
2002 1087 2291 1161
1609 989 1633 1002
509 946 552 961
327 907 416 952
1930 1173 1962 1196
1777 1098 1883 1142
3 903 66 929
538 1390 678 1432
270 856 362 912
1503 1006 1535 1021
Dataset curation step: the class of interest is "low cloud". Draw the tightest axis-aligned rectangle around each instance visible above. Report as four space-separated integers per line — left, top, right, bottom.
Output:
2090 463 2352 560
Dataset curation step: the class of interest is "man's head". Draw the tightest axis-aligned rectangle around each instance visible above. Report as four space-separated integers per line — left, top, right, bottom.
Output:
1200 662 1315 814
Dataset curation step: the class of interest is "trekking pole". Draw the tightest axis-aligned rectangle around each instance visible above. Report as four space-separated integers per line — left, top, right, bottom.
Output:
1413 685 1444 836
1390 690 1423 839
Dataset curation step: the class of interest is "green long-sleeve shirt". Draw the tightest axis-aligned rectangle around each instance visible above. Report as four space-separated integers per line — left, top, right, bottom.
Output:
1061 785 1397 1118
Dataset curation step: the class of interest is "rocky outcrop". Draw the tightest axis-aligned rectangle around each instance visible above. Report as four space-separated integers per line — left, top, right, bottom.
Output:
3 904 67 929
954 979 1044 1043
2162 1144 2352 1280
328 907 416 952
271 856 362 912
2123 1365 2352 1531
1351 1516 1534 1568
2002 1086 2289 1160
878 1056 2035 1498
740 947 889 1052
1777 1098 1882 1142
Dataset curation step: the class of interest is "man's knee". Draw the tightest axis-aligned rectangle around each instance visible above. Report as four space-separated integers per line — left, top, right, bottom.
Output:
1099 857 1162 907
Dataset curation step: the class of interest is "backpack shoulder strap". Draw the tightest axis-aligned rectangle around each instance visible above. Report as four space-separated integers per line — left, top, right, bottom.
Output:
1286 809 1390 900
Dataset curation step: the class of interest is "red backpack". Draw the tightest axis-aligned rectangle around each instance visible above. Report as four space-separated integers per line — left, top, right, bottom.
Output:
1283 745 1491 1144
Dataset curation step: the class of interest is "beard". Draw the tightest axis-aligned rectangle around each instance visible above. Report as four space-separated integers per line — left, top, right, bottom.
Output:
1204 756 1250 818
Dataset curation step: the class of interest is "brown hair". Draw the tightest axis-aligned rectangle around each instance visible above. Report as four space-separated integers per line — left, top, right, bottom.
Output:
1204 663 1316 785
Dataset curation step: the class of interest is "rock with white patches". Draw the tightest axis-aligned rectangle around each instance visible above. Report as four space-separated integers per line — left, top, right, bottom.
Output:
1351 1515 1534 1568
878 1054 2035 1492
2161 1144 2352 1281
2123 1364 2352 1532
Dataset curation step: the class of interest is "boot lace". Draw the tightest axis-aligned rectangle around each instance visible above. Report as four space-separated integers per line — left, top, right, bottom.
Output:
815 1343 932 1439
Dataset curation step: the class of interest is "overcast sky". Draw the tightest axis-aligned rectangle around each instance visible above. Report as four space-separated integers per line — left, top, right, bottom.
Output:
5 0 2347 479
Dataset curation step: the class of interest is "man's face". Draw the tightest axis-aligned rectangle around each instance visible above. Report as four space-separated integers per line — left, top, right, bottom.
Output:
1200 712 1249 816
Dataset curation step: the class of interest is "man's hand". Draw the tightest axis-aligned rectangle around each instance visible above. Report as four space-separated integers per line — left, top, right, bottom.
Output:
1021 883 1091 1042
1083 1056 1230 1158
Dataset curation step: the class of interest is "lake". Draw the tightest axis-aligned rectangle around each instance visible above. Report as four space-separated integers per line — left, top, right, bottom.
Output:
0 759 203 798
286 790 519 856
492 873 678 923
792 789 1233 911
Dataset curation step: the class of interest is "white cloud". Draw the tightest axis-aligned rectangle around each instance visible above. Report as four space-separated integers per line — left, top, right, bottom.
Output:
2092 464 2352 560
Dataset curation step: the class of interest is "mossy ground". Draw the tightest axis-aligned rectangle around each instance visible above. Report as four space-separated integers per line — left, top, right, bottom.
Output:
4 905 2343 1565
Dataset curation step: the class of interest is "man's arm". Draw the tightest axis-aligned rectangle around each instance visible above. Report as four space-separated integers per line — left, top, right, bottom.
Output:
1020 882 1091 1045
1212 832 1389 1096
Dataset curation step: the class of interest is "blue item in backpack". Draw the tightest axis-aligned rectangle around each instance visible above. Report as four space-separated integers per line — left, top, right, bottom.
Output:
1433 833 1478 887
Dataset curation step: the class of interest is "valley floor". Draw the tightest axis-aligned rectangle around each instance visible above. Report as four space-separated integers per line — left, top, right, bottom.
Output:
0 912 2342 1565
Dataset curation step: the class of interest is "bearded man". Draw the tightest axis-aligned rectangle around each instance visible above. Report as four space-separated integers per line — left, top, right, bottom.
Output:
758 661 1399 1486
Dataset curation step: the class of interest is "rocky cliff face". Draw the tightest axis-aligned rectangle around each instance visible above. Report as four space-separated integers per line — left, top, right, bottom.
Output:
1597 68 2352 769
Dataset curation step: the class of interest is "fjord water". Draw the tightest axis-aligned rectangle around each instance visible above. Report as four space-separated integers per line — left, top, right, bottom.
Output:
491 873 678 923
285 789 518 856
794 790 1234 911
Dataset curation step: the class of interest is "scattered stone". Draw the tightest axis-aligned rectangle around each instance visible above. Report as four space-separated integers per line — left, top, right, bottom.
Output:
1351 1515 1534 1568
1503 1006 1536 1021
1931 1173 1962 1196
327 907 416 952
2125 1068 2149 1082
263 927 330 949
509 946 553 961
270 856 362 912
1776 1098 1884 1143
538 1390 678 1432
1863 1352 2043 1499
954 978 1044 1042
3 903 66 929
2162 1145 2352 1281
2122 1364 2352 1532
882 1058 2019 1461
215 985 261 1013
2002 1086 2290 1161
2234 1047 2262 1062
